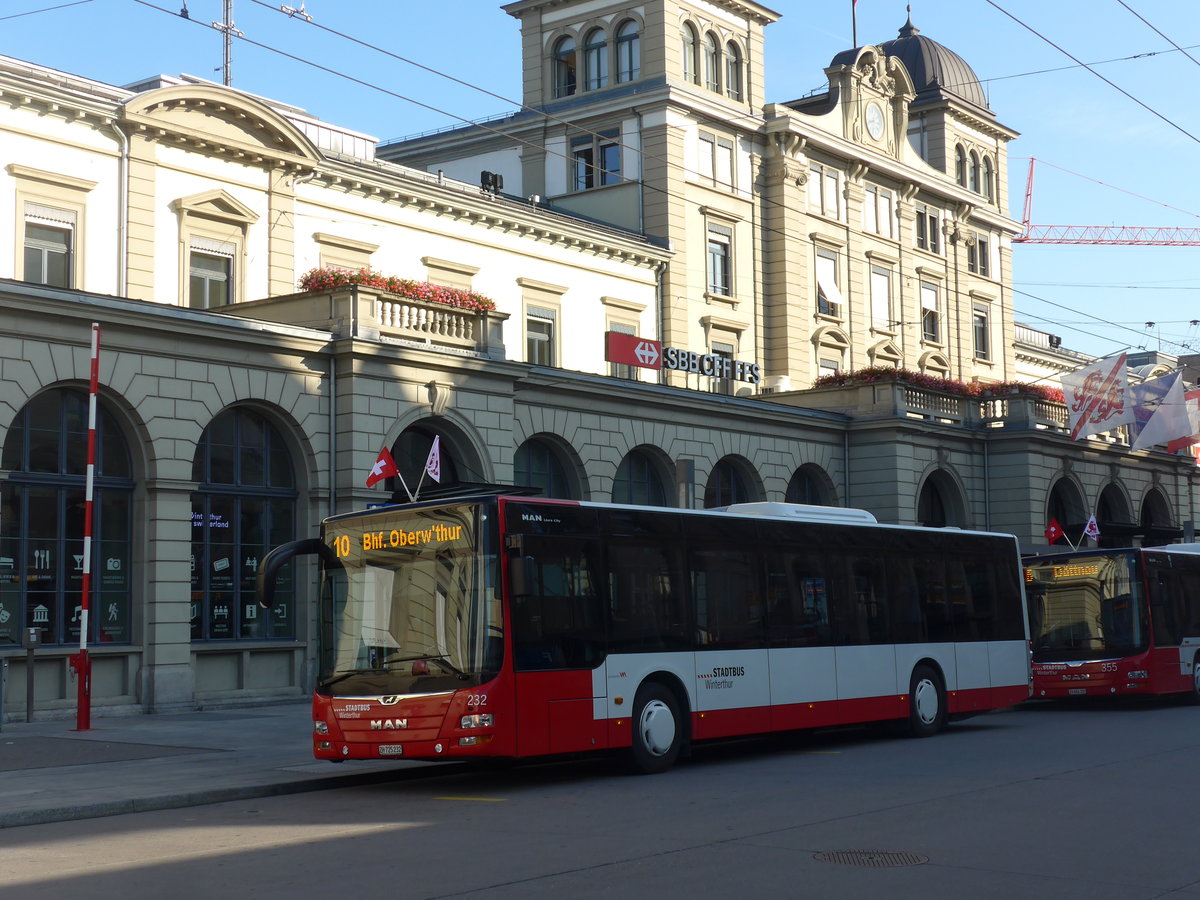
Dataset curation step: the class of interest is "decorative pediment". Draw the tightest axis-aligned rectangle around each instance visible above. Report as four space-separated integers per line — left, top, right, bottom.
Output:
869 339 903 364
122 84 321 169
171 189 259 225
918 349 951 374
812 325 850 351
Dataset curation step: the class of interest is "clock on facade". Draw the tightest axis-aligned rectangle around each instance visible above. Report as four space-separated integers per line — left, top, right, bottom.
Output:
865 101 884 140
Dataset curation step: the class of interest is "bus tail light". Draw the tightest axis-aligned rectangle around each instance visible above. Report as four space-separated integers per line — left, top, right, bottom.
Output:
461 713 494 729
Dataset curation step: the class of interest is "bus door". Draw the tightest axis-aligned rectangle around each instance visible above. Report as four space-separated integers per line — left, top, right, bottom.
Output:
691 544 770 739
1149 562 1200 692
509 535 608 757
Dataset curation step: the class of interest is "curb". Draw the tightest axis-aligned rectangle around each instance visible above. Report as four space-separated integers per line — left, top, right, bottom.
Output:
0 762 463 829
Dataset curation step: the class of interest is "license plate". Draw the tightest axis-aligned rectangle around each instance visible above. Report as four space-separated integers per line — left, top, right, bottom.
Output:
377 744 404 756
1068 688 1086 696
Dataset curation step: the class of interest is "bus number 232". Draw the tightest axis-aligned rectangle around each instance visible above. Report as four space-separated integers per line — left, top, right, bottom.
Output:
466 694 488 706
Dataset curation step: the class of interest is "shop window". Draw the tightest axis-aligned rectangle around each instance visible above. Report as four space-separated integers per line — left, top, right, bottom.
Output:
0 389 133 648
191 408 296 641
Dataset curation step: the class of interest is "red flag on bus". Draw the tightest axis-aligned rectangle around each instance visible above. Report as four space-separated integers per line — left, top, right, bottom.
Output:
366 446 399 487
1045 518 1064 545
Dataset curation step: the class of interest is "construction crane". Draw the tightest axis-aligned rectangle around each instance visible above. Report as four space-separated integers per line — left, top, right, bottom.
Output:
1014 158 1200 245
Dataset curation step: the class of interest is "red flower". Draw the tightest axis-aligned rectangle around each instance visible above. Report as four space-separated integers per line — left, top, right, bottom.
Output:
297 267 497 312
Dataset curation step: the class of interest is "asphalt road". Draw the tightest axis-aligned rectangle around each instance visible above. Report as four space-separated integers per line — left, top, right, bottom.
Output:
3 697 1199 899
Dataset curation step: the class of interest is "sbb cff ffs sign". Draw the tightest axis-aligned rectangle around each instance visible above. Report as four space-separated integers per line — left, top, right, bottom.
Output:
604 331 762 385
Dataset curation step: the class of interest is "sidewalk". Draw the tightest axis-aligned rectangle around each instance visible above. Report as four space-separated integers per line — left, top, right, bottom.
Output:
0 702 457 828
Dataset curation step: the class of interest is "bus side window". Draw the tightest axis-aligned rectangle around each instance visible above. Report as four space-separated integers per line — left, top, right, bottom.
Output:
846 554 889 645
765 550 831 647
1150 569 1182 647
692 547 762 649
886 555 925 643
607 541 688 652
511 538 603 671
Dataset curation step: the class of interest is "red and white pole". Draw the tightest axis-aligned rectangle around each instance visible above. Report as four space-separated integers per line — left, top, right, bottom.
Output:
72 322 100 731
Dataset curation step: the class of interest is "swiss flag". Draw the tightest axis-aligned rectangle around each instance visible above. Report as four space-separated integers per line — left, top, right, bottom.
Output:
1045 517 1064 545
366 446 399 487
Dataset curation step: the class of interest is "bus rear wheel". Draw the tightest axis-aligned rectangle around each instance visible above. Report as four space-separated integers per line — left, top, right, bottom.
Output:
628 683 682 774
1191 652 1200 705
907 665 946 737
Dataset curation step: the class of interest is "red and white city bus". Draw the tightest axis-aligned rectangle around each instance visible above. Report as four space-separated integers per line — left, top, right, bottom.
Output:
259 493 1031 773
1024 545 1200 701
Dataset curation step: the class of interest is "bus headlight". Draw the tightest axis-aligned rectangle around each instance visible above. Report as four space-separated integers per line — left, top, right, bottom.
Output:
460 713 494 729
1126 670 1148 680
314 721 329 735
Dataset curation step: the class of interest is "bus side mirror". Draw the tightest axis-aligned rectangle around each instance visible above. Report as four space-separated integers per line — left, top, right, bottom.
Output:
257 538 331 609
509 555 536 598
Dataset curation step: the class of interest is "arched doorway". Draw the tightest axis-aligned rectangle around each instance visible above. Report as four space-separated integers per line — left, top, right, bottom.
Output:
515 435 583 499
703 456 759 508
1 388 134 647
1141 488 1181 546
191 407 297 641
785 464 837 506
613 446 670 506
917 470 966 527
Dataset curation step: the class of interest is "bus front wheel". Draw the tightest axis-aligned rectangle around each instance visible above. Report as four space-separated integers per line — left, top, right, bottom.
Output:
907 665 947 737
1191 652 1200 705
628 683 682 774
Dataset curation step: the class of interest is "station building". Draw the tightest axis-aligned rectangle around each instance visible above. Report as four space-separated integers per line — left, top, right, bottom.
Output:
1 1 1195 719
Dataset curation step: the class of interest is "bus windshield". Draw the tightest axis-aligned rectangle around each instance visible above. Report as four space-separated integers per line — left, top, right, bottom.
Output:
317 502 501 696
1024 552 1148 662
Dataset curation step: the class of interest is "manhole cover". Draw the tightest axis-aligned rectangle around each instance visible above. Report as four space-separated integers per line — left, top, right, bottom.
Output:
814 850 928 868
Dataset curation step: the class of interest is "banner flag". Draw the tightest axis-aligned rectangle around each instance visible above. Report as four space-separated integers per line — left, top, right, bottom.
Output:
1129 372 1176 445
1083 515 1100 541
1164 388 1200 454
424 436 442 483
366 446 399 487
1061 353 1133 440
1131 373 1195 451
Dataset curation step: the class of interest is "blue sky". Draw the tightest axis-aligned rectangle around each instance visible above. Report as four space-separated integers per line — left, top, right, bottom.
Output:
6 0 1200 360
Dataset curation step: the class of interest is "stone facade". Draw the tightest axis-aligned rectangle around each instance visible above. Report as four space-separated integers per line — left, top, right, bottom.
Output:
1 9 1198 720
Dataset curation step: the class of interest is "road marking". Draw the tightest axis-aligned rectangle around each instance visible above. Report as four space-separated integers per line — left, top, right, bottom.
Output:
436 796 506 802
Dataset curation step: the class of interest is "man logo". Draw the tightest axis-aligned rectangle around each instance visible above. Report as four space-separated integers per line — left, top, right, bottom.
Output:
370 718 408 730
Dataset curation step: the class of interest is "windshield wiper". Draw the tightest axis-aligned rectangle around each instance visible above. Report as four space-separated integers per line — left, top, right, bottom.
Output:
383 653 469 679
320 668 385 689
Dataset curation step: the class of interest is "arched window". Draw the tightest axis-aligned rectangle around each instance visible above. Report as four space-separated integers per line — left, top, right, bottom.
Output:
954 144 967 187
681 23 699 84
614 448 668 506
584 28 608 91
516 437 576 499
553 35 577 98
982 156 995 201
703 32 720 92
616 20 640 82
724 41 743 101
703 458 751 508
191 408 296 641
969 150 980 193
1 388 133 647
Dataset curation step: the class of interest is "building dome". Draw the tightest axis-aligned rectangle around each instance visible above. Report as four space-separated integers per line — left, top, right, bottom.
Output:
878 14 989 112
